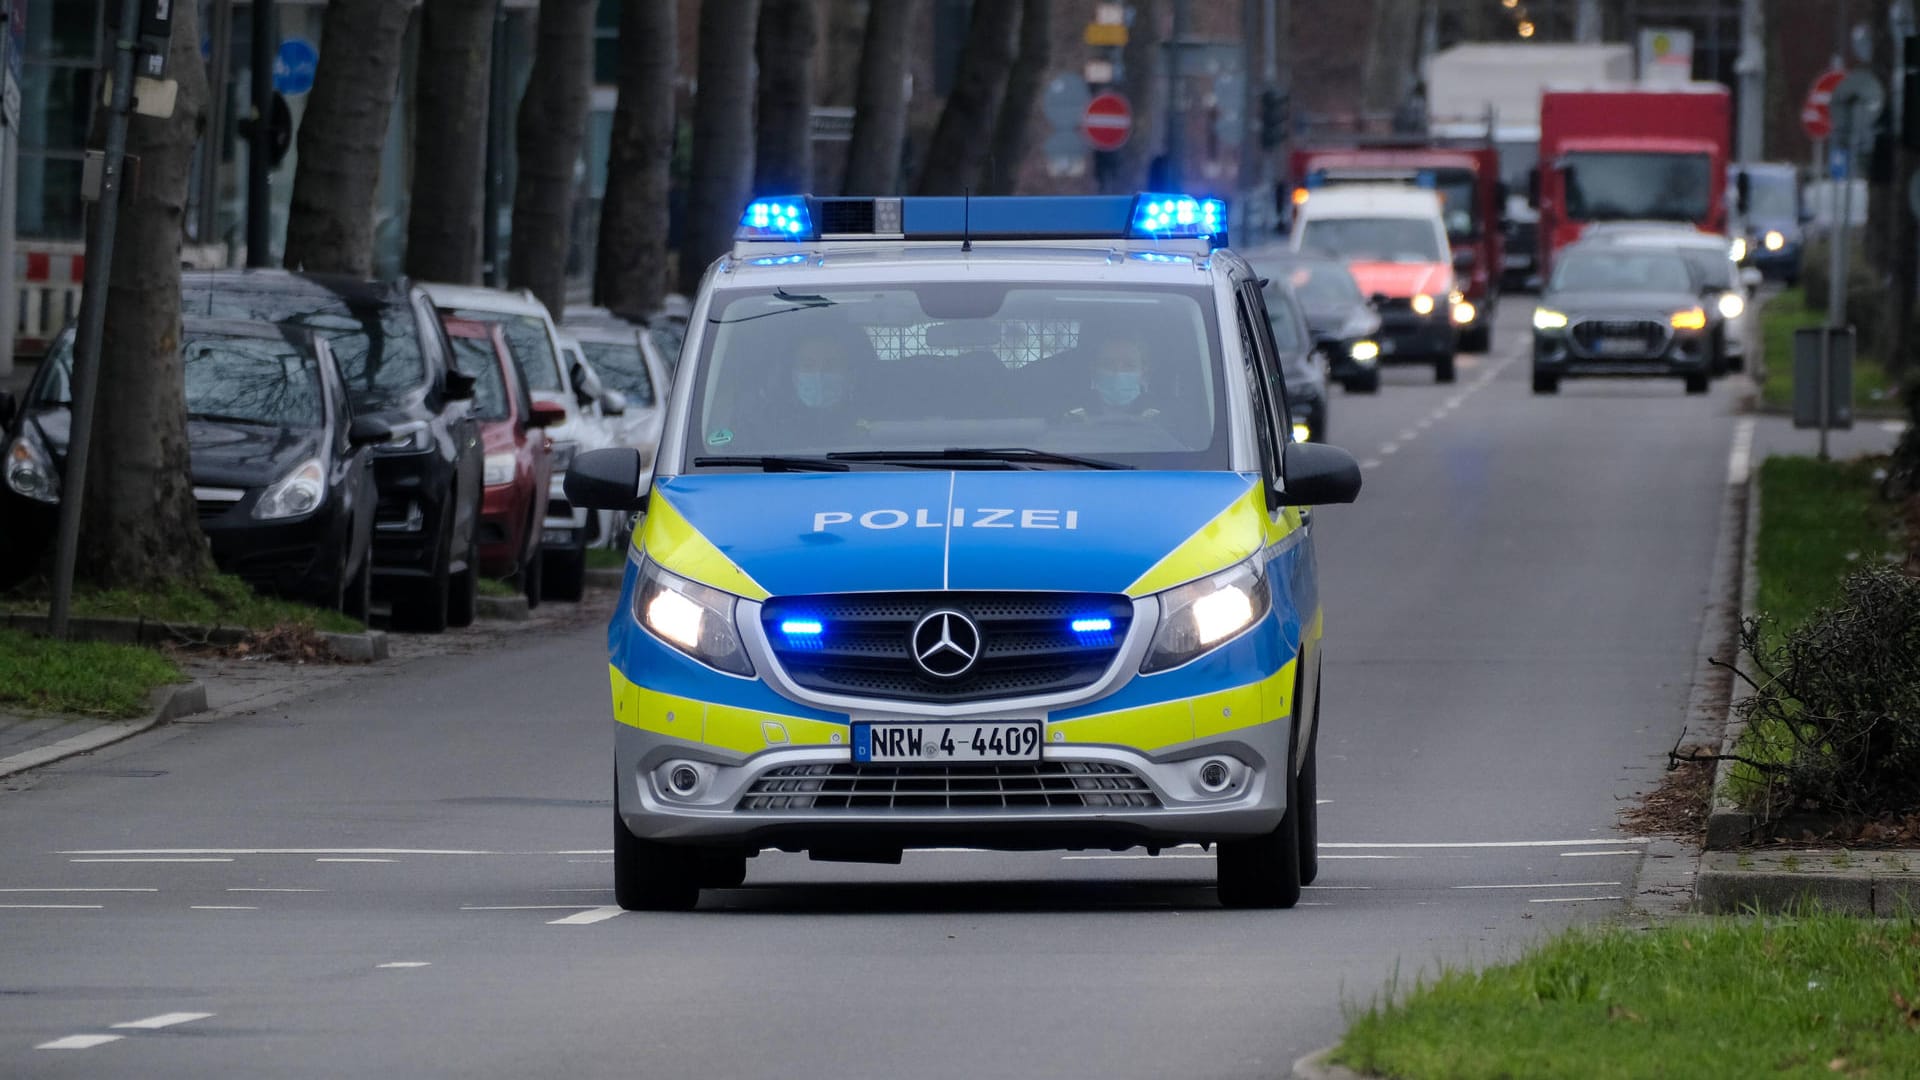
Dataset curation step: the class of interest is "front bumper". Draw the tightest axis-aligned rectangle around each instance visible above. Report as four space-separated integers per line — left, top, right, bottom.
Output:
1533 325 1710 377
1374 311 1456 361
478 482 532 577
370 449 452 576
202 501 348 606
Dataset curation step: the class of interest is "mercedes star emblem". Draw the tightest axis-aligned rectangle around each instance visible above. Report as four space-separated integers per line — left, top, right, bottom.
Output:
910 610 982 679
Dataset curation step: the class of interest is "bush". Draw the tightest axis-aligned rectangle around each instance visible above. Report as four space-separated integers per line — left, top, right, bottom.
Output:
1799 233 1891 359
1734 566 1920 821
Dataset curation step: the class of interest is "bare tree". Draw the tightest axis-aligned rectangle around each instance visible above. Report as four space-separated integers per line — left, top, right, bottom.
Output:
78 2 211 587
283 0 414 276
1103 0 1162 194
842 0 916 194
405 0 495 285
595 0 677 315
508 0 598 318
754 0 817 195
984 0 1050 195
915 0 1019 195
680 0 761 296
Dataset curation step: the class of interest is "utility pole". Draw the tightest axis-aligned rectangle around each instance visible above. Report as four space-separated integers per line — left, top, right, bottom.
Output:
1735 0 1765 164
1574 0 1601 44
0 0 22 382
245 0 274 267
483 0 508 287
1163 0 1188 191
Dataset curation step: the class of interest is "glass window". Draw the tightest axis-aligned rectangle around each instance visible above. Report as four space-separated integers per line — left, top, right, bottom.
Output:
1255 261 1363 313
450 335 512 422
1261 289 1308 353
1562 152 1712 223
687 283 1226 469
447 311 562 391
1551 250 1695 294
1298 216 1443 263
581 341 656 406
185 286 429 407
1747 174 1798 220
181 337 326 428
29 332 75 406
1433 169 1479 237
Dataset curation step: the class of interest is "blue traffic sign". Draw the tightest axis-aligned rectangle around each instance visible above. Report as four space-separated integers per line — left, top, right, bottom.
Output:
274 38 318 96
1829 147 1850 180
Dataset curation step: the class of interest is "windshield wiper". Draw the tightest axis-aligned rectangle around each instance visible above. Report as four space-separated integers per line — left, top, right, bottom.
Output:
693 454 849 472
827 447 1134 470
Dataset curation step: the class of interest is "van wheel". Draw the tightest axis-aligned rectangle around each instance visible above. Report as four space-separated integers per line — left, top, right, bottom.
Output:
1684 372 1711 395
614 790 700 911
392 505 452 634
1434 354 1457 383
543 544 587 603
1217 731 1303 909
697 851 749 889
1296 694 1321 887
519 540 544 610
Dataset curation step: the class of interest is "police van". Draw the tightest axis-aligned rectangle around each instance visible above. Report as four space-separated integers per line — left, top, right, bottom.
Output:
564 194 1363 910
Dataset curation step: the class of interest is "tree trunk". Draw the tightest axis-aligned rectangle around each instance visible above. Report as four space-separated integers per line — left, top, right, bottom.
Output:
983 0 1050 195
405 0 495 285
842 0 915 195
680 0 760 296
283 0 414 276
914 0 1019 195
77 1 211 588
754 0 817 196
508 0 598 319
1102 0 1161 193
595 0 677 316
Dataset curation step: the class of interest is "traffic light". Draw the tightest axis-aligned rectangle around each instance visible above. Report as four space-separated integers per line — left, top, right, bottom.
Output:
1259 88 1290 150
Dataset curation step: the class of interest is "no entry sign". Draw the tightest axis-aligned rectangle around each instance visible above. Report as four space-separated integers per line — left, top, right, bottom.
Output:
1803 67 1846 140
1082 91 1133 152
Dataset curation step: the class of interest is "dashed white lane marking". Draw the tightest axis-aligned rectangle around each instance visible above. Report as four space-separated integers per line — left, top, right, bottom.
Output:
548 906 626 926
69 857 233 863
0 887 156 893
36 1035 122 1050
1397 428 1419 441
549 888 614 893
1359 458 1383 470
461 905 604 911
315 858 394 863
0 904 102 909
1379 442 1400 455
567 859 613 864
1726 416 1755 486
1321 854 1417 860
1529 895 1624 904
1326 839 1646 849
377 962 432 969
190 905 257 911
111 1012 213 1030
1560 850 1639 858
61 848 490 856
1453 881 1622 890
1303 885 1371 890
227 887 324 893
1062 854 1211 861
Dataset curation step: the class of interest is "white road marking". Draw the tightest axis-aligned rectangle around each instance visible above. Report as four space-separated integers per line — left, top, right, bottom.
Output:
1379 442 1400 455
1453 881 1622 890
315 858 394 863
1529 895 1624 904
461 905 605 911
567 859 612 864
1315 799 1332 805
61 848 491 856
111 1012 213 1030
1397 428 1419 441
0 904 103 909
1061 854 1211 861
377 962 432 969
227 887 325 893
0 888 156 893
1321 854 1416 860
1303 885 1371 890
69 858 232 863
36 1035 123 1050
548 906 626 925
1726 416 1755 486
190 905 257 911
1560 850 1638 858
548 888 614 893
1359 459 1383 469
1326 839 1646 849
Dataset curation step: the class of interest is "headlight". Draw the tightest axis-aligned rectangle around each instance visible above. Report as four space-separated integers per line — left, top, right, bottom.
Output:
1716 292 1746 320
5 428 60 504
1141 555 1270 674
1764 230 1786 252
1451 300 1477 325
1670 307 1708 331
1410 294 1436 316
1349 340 1380 363
379 427 430 453
483 452 516 487
1291 420 1312 444
550 440 578 473
632 559 753 676
253 458 326 520
1729 236 1748 263
1532 308 1569 330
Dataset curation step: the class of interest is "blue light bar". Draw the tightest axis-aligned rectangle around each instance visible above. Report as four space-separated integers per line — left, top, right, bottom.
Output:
1070 617 1114 634
738 198 814 240
1129 194 1226 242
780 619 824 636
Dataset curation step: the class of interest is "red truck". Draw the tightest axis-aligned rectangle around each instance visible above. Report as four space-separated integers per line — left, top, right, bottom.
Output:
1534 84 1732 281
1288 142 1505 352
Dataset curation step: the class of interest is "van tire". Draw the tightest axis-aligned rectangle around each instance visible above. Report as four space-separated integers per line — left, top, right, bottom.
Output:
1217 725 1304 909
697 851 749 890
1296 693 1321 887
543 544 587 603
614 792 700 911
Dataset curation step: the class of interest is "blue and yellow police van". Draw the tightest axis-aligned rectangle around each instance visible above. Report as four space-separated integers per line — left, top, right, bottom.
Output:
564 194 1363 909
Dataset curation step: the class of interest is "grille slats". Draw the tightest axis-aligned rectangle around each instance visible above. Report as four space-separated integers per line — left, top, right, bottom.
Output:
739 762 1159 812
1570 317 1667 357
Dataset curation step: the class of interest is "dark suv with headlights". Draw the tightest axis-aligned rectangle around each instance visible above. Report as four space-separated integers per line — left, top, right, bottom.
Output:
182 271 484 632
1530 245 1712 395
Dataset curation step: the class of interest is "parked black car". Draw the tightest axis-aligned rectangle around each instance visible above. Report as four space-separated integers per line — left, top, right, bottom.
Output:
1530 244 1713 396
1 321 390 614
1259 278 1332 444
1249 250 1383 394
181 270 483 631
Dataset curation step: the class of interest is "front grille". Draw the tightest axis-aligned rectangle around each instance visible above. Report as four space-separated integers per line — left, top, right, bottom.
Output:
761 591 1133 703
1570 318 1666 356
739 762 1159 811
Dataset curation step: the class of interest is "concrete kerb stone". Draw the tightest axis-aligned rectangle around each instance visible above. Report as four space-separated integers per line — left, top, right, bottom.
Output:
320 629 390 662
0 681 207 780
476 594 531 621
1704 471 1763 850
585 567 624 589
3 611 387 664
1292 1047 1372 1080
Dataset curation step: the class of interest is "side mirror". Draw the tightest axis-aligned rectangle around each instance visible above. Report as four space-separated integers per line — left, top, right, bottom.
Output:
570 362 603 408
347 415 394 448
600 389 629 417
526 399 568 428
1527 166 1540 208
444 368 477 402
0 390 15 429
1740 266 1764 289
1277 442 1362 506
562 447 650 512
1735 170 1752 214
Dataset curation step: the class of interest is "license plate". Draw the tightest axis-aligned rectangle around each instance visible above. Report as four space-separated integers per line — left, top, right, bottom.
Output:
542 529 574 546
1595 338 1644 356
853 721 1042 764
1379 339 1398 355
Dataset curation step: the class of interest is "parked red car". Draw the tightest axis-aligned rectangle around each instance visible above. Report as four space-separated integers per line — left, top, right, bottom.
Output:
443 319 564 603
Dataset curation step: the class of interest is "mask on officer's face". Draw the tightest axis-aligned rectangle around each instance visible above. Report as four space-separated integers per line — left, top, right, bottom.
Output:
794 371 846 408
1092 371 1144 407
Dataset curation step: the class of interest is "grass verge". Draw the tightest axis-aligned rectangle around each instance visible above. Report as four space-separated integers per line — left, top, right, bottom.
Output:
586 547 627 570
477 578 519 598
0 628 181 718
2 572 361 635
1752 455 1901 646
1758 289 1896 413
1334 912 1920 1080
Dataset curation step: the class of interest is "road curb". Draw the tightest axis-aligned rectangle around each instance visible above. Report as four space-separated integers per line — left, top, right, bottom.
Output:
585 567 624 588
0 612 387 664
1694 851 1920 915
0 681 208 780
320 629 390 662
1292 1047 1374 1080
476 594 531 621
1703 471 1761 850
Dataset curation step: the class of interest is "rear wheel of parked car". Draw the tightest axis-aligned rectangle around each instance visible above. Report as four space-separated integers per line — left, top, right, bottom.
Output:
1434 353 1457 384
614 790 700 911
519 538 544 610
1217 729 1303 909
1684 372 1711 395
446 512 478 629
392 506 452 634
1531 371 1560 395
543 544 587 603
1296 692 1321 888
1342 368 1381 395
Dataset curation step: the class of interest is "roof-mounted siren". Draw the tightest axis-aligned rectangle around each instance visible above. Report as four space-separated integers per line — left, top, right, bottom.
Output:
1129 194 1228 248
737 197 816 241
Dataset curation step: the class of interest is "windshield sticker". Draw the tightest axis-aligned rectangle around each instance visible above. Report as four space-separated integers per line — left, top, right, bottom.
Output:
707 428 734 446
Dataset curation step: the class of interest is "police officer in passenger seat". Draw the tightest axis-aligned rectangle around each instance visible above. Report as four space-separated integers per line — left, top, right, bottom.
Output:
1066 335 1162 423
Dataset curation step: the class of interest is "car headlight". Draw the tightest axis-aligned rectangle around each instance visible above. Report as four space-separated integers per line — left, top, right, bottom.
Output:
1764 230 1786 252
253 458 326 520
1349 339 1380 363
1411 294 1436 316
378 426 430 453
5 428 60 504
1670 307 1708 331
1291 420 1312 443
483 452 516 487
1532 308 1569 330
1141 555 1271 674
1729 236 1748 263
632 559 753 676
1716 292 1746 320
1451 299 1477 325
550 440 578 473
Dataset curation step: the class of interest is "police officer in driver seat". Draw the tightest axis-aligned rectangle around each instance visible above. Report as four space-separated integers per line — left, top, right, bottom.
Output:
1065 332 1163 423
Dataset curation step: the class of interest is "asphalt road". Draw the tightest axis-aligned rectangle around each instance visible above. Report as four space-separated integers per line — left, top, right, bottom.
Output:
0 301 1748 1079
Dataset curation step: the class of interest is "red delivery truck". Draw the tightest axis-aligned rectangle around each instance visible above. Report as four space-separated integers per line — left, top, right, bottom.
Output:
1534 84 1732 280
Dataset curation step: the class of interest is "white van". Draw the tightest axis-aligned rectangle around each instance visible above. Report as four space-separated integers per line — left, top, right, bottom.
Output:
1290 186 1461 382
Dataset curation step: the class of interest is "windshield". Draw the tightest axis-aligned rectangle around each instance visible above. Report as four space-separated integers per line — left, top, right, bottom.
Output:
1563 151 1712 223
1676 247 1733 289
1497 139 1538 189
581 341 657 406
449 311 562 392
449 335 512 422
29 332 74 406
1299 217 1443 263
1552 250 1695 294
1747 173 1798 220
184 287 426 407
1433 170 1478 237
687 283 1226 470
182 336 326 428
